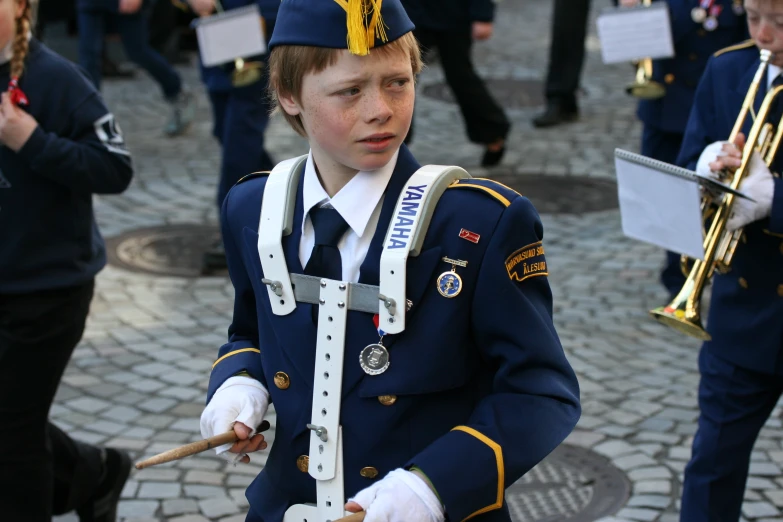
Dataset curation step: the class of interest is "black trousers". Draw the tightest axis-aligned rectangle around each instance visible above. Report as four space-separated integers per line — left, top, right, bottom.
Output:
415 27 510 144
0 281 104 521
543 0 591 104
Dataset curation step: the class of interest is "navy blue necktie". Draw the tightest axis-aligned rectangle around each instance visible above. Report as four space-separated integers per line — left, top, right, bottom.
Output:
305 208 348 324
304 207 349 282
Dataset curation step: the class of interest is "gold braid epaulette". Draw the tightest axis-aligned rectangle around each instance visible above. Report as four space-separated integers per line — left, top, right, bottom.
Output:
447 178 522 208
713 39 755 58
236 171 271 186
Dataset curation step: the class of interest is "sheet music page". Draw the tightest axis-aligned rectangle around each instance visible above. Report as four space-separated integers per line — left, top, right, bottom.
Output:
195 5 267 68
615 156 705 260
596 3 675 64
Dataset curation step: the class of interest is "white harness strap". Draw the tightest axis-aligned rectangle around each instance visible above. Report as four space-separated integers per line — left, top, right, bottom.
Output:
257 154 307 317
257 159 469 522
377 165 470 334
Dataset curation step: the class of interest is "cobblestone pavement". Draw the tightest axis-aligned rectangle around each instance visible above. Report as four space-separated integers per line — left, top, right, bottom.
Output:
46 0 783 521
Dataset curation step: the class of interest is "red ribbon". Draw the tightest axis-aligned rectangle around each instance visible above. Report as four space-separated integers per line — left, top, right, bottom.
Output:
8 77 28 106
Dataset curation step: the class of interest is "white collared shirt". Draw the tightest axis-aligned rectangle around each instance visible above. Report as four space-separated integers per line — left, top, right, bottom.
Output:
298 150 398 283
768 64 782 91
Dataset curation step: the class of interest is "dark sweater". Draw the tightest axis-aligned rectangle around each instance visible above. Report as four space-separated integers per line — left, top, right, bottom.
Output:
0 40 133 294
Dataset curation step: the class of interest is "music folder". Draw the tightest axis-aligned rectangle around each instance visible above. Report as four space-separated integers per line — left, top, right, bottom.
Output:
614 149 751 260
596 3 674 64
193 5 267 68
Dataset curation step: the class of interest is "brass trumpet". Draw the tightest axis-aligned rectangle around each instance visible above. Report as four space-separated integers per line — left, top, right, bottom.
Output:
649 49 780 340
626 0 666 100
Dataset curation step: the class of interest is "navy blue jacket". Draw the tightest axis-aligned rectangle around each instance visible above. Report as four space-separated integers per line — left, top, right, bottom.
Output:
0 40 133 294
676 41 783 374
208 145 580 521
638 0 748 134
191 0 279 92
401 0 495 31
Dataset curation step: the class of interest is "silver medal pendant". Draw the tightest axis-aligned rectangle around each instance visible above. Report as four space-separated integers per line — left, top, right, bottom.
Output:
703 15 718 31
360 343 390 375
691 6 707 23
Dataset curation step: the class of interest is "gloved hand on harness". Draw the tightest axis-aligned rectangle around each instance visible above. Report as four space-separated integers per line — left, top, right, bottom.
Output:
346 468 445 522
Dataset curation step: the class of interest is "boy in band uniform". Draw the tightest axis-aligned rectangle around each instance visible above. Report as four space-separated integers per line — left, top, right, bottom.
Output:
675 0 783 519
198 1 581 520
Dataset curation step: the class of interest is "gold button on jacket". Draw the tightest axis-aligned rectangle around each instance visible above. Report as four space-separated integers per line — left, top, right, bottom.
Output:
297 455 309 473
360 467 379 479
738 277 748 289
378 395 397 406
664 73 675 84
274 372 290 390
778 284 783 297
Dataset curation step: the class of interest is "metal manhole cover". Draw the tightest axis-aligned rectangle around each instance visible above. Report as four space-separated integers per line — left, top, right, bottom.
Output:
489 174 618 214
507 444 631 522
421 79 544 109
106 224 225 277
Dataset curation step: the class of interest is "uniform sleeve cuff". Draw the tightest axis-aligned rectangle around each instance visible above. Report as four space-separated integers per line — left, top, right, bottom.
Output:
207 347 264 403
408 427 504 521
17 126 49 169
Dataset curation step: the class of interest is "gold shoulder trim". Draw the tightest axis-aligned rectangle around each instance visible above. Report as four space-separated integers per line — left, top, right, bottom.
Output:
451 426 504 520
212 347 261 369
714 39 755 57
448 179 518 207
236 171 271 185
763 228 783 238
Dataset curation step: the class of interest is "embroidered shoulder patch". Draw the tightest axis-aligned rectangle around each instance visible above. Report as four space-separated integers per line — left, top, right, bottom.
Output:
505 241 548 282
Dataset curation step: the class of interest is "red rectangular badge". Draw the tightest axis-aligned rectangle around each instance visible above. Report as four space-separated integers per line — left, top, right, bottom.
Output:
459 229 480 244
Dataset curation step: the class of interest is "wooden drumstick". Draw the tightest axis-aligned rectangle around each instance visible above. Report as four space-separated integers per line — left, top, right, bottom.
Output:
134 420 271 470
334 512 366 522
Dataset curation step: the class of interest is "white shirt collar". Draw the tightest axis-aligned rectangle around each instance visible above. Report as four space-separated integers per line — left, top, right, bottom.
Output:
301 149 399 238
769 64 782 91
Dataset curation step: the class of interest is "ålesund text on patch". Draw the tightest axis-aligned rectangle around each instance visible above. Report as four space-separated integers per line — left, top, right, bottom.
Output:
505 241 548 282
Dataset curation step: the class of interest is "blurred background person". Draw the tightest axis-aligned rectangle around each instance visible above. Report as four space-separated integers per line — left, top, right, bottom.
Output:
401 0 510 166
76 0 195 136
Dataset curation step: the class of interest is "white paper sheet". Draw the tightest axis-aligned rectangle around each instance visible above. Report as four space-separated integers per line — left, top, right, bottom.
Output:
596 3 675 64
195 5 267 68
615 155 705 260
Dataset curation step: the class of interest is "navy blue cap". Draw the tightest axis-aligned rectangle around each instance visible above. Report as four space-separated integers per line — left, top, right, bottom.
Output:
269 0 415 56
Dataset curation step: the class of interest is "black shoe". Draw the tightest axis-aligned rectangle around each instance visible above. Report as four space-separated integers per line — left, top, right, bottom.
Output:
202 241 228 274
76 448 131 522
481 145 506 167
532 101 579 128
102 57 135 79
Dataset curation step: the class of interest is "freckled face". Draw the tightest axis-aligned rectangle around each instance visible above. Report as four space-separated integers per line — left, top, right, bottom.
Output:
746 0 783 66
283 48 415 179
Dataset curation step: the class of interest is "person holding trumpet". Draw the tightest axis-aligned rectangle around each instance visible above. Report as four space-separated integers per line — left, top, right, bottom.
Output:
671 0 783 519
620 0 748 299
184 0 279 272
196 0 581 520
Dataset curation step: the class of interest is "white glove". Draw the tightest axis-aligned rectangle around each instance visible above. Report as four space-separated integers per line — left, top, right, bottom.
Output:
350 469 445 522
200 376 270 461
727 150 775 231
696 141 729 180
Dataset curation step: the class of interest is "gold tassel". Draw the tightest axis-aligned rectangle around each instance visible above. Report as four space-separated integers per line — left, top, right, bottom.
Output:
336 0 388 56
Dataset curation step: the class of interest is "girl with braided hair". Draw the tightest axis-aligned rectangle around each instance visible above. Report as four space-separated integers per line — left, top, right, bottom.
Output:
0 1 134 520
